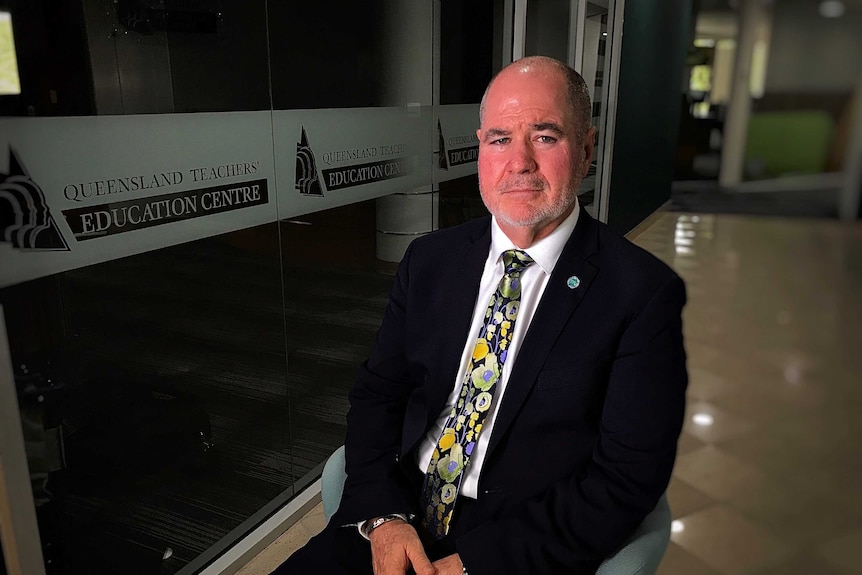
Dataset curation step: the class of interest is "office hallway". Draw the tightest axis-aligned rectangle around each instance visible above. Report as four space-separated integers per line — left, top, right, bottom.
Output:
239 211 862 575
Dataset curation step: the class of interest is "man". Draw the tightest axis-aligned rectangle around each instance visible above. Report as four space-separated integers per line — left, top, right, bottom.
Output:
276 56 687 575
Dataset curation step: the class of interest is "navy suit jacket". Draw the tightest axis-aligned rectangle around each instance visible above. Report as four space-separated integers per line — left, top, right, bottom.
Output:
333 211 687 575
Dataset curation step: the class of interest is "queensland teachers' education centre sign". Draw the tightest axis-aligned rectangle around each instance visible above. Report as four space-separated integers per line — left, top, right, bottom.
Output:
1 104 479 288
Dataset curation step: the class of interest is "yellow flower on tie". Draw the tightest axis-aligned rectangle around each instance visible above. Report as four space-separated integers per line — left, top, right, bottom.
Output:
472 339 489 361
438 428 456 451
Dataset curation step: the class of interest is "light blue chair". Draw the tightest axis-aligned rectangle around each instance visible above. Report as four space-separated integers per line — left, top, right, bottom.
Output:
321 446 671 575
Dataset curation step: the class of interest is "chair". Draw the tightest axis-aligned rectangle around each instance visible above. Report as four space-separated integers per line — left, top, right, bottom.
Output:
320 446 671 575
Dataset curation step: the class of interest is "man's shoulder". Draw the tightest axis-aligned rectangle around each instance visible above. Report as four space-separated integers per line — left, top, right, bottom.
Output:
409 216 491 255
588 216 681 286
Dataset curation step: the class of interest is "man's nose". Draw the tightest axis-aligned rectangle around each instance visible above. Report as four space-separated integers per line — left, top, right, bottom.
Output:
507 139 537 173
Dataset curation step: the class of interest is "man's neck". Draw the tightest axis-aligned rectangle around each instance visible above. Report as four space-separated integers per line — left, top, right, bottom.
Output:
496 203 577 249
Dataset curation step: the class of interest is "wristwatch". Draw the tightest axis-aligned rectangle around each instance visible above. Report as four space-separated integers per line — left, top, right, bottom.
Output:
361 514 406 538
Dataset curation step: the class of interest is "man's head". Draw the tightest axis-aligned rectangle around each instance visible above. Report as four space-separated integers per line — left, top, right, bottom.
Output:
477 56 595 246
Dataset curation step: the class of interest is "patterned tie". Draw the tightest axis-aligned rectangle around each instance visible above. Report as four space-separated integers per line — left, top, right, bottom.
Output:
420 249 535 539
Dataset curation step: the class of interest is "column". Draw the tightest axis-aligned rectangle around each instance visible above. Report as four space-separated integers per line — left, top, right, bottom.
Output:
719 0 771 188
376 0 438 270
839 79 862 221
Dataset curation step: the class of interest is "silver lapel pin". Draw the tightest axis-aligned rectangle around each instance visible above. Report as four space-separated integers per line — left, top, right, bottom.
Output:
566 275 580 289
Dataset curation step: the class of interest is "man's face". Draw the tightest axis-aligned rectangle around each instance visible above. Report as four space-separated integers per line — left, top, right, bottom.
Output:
477 66 594 238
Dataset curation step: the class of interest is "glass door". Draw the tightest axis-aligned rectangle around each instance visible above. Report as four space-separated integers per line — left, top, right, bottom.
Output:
513 0 624 223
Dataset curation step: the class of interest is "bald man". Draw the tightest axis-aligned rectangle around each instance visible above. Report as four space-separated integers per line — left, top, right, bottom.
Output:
274 56 687 575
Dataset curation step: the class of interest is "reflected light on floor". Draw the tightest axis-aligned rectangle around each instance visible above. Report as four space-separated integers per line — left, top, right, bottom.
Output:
783 364 802 384
674 217 700 257
671 520 685 534
692 412 714 426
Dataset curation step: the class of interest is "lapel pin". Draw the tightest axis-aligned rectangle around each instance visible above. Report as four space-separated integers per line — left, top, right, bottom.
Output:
566 276 580 289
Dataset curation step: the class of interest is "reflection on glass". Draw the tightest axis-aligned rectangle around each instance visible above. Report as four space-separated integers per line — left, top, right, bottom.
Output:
0 11 21 95
1 225 291 572
1 0 491 571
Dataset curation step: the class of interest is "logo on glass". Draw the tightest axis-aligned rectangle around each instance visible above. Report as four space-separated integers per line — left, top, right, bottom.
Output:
295 127 324 197
0 147 69 251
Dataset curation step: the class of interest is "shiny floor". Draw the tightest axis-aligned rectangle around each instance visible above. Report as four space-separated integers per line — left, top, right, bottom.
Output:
238 212 862 575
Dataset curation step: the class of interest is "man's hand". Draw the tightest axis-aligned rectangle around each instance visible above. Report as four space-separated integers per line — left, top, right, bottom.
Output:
369 520 435 575
432 554 464 575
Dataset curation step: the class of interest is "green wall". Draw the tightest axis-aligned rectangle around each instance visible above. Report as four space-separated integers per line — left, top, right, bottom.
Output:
607 0 692 235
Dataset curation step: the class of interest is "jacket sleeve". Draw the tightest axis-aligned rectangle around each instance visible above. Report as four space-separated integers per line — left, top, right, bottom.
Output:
333 241 422 525
457 273 688 574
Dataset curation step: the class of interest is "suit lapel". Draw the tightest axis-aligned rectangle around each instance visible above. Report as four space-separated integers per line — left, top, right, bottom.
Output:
485 211 601 459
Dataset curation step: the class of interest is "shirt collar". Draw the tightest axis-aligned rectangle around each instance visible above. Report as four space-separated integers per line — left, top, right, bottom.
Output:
490 199 580 276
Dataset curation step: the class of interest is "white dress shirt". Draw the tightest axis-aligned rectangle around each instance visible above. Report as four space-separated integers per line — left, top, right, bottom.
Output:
415 201 580 498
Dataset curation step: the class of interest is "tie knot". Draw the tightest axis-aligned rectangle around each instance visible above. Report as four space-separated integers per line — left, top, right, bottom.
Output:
502 249 534 275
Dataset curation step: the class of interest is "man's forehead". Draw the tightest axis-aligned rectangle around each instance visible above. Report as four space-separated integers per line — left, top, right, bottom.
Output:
483 87 572 128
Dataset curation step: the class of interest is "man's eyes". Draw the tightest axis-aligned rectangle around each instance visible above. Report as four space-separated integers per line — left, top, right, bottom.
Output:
489 135 557 145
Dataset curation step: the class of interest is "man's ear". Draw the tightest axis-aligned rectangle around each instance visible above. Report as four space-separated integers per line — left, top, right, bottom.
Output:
582 126 598 173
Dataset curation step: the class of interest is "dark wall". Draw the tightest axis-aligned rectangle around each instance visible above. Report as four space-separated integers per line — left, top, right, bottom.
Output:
607 0 692 234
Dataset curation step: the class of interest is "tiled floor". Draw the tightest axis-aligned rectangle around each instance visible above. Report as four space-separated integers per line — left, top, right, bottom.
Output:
238 212 862 574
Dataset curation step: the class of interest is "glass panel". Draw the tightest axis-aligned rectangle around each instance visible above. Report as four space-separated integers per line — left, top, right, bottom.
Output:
0 0 292 572
524 0 571 62
439 0 497 105
0 0 495 572
580 0 611 218
269 0 439 489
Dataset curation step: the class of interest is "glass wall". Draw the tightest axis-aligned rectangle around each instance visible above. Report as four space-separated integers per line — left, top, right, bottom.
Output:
0 0 496 572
